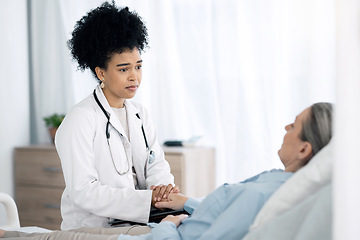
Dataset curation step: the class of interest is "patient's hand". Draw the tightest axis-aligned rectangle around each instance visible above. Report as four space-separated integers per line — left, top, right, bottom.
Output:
155 192 189 210
151 184 180 204
161 214 188 227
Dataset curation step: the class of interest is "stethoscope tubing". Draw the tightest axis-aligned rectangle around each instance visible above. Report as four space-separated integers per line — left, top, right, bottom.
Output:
93 89 154 176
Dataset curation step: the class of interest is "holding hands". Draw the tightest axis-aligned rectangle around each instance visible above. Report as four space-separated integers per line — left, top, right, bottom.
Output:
151 184 180 206
151 185 189 227
150 187 189 227
155 192 189 210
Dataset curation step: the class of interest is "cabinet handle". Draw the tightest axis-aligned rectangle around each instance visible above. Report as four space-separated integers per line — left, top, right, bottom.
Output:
44 203 60 209
43 167 61 173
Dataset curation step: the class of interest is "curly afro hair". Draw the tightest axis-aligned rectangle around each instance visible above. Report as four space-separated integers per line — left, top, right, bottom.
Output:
68 1 148 79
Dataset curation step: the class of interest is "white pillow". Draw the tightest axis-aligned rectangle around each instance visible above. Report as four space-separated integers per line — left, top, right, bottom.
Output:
249 140 333 231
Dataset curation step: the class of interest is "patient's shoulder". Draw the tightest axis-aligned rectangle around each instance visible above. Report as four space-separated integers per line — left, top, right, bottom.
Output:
241 171 292 197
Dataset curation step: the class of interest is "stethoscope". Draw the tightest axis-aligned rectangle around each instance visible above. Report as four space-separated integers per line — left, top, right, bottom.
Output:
93 89 155 176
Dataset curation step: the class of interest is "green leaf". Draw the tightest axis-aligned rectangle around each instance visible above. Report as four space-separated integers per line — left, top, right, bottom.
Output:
43 113 65 128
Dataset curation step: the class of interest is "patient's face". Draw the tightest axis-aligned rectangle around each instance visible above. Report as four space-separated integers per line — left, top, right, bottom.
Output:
278 107 311 168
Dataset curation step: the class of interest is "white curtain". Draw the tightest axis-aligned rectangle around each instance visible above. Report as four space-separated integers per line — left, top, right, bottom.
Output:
0 0 29 204
30 0 336 185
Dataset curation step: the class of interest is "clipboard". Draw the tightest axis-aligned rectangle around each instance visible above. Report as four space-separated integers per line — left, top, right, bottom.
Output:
109 208 189 226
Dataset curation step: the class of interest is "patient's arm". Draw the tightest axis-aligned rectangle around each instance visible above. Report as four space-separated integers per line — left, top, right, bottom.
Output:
155 193 189 210
193 189 266 240
161 214 188 227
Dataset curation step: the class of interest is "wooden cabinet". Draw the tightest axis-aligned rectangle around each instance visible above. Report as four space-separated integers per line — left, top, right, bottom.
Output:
14 145 64 230
163 146 215 198
14 145 215 229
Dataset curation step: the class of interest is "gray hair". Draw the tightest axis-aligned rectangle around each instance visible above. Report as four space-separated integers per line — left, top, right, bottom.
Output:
300 102 333 156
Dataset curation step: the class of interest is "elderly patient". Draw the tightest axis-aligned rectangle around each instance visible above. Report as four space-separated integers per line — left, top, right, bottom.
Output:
0 102 333 240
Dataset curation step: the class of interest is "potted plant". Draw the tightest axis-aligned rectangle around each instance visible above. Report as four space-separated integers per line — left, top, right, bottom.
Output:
43 113 65 143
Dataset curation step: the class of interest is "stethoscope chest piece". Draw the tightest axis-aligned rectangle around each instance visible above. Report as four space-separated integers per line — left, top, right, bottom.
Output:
148 150 155 164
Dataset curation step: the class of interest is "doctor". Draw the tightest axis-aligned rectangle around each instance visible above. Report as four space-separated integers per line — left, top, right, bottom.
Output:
55 2 177 230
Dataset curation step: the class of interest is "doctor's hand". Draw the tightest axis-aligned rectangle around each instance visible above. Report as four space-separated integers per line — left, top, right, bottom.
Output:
151 184 180 203
161 214 188 227
155 192 189 211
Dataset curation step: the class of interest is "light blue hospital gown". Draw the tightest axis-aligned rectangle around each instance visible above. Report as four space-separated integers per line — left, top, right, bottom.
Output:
118 169 293 240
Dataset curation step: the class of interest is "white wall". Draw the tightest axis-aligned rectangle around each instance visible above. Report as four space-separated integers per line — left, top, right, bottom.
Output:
334 0 360 239
0 0 30 225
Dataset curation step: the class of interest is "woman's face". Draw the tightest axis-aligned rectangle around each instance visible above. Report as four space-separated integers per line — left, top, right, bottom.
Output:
97 48 142 108
278 107 311 168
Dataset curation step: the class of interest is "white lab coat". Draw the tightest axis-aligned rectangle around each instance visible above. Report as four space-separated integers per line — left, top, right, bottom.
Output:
55 86 174 230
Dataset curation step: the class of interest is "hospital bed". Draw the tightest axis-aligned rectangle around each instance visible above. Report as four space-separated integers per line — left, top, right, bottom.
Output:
243 141 333 239
1 142 333 238
0 192 20 229
0 192 51 233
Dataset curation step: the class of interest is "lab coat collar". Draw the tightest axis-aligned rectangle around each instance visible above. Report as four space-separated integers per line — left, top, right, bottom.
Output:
94 85 142 142
124 99 144 144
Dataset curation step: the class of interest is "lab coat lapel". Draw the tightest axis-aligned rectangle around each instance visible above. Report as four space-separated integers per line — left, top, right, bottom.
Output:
125 101 147 189
95 86 128 140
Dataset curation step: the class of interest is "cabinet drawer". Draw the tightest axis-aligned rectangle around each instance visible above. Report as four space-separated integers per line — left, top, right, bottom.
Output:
165 154 183 172
165 154 183 191
16 186 63 228
15 150 65 187
171 171 182 191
